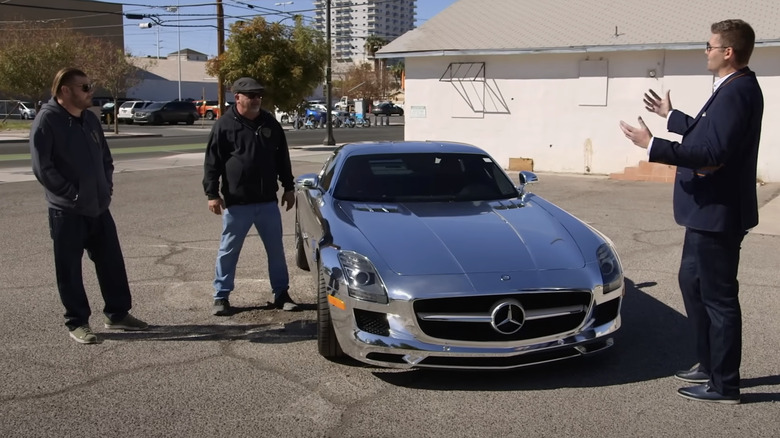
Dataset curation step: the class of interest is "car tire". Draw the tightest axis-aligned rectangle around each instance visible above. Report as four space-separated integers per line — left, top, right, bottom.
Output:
205 111 214 120
295 214 309 271
126 119 133 125
281 114 289 124
186 115 195 125
318 262 344 359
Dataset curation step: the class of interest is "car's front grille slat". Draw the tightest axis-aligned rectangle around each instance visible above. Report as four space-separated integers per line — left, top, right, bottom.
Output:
413 291 592 342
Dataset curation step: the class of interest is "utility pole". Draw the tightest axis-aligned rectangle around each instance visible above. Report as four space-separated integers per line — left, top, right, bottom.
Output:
217 0 225 115
323 0 335 145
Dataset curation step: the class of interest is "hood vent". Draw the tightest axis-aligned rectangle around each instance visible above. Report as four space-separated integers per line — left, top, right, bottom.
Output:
353 204 401 213
489 199 525 210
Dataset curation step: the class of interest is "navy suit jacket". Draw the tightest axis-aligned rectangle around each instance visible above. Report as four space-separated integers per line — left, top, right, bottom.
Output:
649 67 764 232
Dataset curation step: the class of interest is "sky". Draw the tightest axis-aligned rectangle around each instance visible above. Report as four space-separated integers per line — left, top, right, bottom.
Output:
114 0 457 58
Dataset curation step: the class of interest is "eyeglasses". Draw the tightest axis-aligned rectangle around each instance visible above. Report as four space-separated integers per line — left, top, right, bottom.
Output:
73 83 94 93
241 92 263 99
705 42 729 53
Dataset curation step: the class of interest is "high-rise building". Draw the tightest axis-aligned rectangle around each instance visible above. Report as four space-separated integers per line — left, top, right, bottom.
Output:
313 0 416 65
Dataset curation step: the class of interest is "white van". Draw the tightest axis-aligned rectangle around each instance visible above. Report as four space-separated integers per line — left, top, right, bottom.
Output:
0 100 36 119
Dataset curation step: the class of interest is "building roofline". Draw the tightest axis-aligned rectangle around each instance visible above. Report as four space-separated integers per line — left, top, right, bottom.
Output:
376 40 780 59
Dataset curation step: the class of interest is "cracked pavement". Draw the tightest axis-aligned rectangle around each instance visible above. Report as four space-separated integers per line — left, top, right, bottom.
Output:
1 154 778 437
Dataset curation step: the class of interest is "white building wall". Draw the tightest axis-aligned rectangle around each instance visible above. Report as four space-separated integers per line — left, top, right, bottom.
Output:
403 47 780 181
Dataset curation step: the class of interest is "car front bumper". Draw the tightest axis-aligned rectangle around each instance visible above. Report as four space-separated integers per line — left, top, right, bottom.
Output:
328 285 623 369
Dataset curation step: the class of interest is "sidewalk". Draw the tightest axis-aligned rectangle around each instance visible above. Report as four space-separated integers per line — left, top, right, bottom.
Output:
0 129 161 143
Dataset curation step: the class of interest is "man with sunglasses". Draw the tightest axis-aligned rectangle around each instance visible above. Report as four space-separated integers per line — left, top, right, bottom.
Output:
620 20 763 404
29 67 149 344
203 77 299 315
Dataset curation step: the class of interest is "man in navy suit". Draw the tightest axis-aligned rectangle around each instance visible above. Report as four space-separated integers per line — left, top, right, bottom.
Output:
620 19 763 404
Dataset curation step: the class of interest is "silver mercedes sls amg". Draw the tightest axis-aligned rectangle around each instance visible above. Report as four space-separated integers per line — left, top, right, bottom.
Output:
294 141 624 369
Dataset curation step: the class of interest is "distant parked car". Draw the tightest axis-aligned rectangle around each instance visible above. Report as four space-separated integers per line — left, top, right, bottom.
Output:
98 98 133 124
371 102 404 116
0 100 36 119
117 100 152 124
100 102 117 124
133 100 199 125
194 100 233 120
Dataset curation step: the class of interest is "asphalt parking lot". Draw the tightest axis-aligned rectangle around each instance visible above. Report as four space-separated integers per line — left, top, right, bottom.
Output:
0 151 778 437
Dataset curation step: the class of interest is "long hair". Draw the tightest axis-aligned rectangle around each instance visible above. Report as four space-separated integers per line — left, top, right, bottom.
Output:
51 67 87 98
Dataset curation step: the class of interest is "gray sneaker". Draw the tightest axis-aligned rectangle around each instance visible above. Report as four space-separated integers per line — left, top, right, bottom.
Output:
104 314 149 331
273 290 300 311
69 325 98 344
212 298 231 316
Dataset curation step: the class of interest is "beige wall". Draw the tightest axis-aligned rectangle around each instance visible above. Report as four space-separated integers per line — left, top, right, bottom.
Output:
403 46 780 182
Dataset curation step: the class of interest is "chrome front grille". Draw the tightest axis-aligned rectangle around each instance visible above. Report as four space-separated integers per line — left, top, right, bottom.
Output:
413 291 592 342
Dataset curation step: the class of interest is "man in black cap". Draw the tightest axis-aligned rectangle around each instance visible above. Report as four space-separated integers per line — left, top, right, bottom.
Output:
203 77 299 315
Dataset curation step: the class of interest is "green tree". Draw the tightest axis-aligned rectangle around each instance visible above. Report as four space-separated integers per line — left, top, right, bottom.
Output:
0 22 84 102
363 35 388 59
389 61 405 83
0 22 146 127
206 16 327 113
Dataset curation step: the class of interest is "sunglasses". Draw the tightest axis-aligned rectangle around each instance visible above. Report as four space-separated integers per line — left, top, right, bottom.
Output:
73 83 95 93
241 92 263 99
705 42 729 52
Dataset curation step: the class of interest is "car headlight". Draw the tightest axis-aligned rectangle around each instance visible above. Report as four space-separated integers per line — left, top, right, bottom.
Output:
338 251 388 304
596 243 623 293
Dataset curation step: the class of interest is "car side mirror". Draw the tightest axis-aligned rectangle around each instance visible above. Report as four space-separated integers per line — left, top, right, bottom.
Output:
518 171 538 185
295 174 321 191
517 171 538 196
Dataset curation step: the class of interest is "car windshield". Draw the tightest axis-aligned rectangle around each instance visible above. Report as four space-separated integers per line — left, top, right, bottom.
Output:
334 153 519 202
120 101 138 108
145 102 164 110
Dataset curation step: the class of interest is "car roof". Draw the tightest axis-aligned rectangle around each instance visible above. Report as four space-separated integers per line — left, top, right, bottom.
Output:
336 141 488 158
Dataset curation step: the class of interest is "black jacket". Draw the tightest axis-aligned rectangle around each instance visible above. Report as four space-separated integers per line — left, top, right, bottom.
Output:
29 98 113 217
203 104 294 207
650 67 763 232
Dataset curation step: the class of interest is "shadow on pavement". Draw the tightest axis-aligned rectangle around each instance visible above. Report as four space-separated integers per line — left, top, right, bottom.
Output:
100 319 316 344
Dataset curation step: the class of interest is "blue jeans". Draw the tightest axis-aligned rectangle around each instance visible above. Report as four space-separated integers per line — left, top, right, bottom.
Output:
213 202 289 300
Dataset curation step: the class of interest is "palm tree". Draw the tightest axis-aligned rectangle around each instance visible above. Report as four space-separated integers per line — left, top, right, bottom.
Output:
364 35 388 60
364 35 388 98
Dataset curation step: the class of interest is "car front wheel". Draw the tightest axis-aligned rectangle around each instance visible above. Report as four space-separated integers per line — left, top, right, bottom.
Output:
318 263 344 359
295 215 309 271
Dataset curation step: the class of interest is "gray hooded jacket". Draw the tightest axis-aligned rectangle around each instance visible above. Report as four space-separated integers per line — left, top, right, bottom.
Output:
30 97 113 217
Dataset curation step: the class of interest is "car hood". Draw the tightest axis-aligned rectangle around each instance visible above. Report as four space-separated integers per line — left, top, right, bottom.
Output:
338 200 585 275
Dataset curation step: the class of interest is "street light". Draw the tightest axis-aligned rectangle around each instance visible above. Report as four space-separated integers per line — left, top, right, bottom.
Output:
274 1 293 12
323 0 335 145
165 2 182 101
138 22 161 59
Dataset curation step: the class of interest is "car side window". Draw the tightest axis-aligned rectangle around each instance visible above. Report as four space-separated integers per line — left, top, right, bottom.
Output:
319 154 337 191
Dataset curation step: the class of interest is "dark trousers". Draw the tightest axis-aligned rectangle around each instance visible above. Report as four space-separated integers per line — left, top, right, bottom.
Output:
678 227 745 396
48 208 132 330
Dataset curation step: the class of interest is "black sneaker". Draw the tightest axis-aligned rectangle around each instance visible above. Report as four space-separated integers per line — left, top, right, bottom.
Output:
273 290 300 311
213 298 231 316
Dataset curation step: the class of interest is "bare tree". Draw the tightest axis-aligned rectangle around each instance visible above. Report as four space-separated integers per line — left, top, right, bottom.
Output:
86 41 150 133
